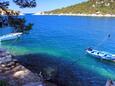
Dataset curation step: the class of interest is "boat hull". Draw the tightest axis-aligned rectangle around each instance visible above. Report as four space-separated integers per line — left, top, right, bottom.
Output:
86 48 115 61
0 33 22 42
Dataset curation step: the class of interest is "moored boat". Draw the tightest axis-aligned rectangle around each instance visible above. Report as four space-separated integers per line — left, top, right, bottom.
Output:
0 32 22 42
86 48 115 61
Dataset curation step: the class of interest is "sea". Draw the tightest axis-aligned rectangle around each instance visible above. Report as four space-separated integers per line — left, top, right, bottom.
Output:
0 15 115 86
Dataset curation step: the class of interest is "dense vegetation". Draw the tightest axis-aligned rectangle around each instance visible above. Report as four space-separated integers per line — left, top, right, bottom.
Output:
0 0 37 33
45 0 115 14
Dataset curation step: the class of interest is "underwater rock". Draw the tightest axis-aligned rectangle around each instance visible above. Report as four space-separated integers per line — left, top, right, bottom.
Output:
44 81 57 86
42 66 57 81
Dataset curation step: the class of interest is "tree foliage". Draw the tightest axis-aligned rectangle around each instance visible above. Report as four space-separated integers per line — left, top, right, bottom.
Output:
13 0 36 8
0 0 37 33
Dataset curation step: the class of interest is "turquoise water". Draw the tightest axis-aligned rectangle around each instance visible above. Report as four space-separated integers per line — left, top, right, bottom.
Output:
1 15 115 85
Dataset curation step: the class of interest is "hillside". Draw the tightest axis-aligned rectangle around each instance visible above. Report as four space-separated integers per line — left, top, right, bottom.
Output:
44 0 115 14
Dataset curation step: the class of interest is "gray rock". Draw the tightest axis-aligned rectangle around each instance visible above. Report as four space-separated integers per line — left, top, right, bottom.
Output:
0 50 13 64
42 66 57 80
23 82 44 86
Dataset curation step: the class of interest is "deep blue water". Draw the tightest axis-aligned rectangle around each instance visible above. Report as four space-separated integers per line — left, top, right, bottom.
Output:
0 15 115 86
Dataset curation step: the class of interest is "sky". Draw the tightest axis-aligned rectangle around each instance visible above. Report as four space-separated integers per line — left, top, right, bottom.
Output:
9 0 87 13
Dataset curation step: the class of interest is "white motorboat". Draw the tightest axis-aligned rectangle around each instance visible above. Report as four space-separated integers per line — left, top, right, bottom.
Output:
0 32 22 42
86 48 115 61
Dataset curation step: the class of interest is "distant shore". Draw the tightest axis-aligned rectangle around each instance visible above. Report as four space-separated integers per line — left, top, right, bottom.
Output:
33 13 115 17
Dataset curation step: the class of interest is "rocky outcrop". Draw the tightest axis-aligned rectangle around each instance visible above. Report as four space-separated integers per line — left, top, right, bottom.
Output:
0 8 20 15
0 49 43 86
0 49 12 64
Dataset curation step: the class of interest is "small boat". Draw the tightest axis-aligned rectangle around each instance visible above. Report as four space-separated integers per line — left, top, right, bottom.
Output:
0 32 22 42
86 48 115 61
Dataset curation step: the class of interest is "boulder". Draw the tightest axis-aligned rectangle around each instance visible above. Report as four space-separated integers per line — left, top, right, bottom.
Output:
42 66 57 80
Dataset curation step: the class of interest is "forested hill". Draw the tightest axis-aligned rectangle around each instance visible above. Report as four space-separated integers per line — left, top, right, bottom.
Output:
44 0 115 14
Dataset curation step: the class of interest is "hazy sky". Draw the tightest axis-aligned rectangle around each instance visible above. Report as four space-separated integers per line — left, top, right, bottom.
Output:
9 0 87 13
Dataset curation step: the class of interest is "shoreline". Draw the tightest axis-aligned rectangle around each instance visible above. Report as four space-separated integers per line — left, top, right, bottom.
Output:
33 13 115 17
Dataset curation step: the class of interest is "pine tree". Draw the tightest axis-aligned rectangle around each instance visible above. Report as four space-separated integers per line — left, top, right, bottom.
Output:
0 0 37 33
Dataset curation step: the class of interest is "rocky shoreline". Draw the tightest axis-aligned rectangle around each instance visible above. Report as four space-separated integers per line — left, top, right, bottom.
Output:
33 13 115 17
0 49 57 86
0 48 43 86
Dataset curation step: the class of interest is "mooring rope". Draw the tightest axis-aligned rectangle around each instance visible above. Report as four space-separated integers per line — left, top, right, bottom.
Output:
95 34 111 49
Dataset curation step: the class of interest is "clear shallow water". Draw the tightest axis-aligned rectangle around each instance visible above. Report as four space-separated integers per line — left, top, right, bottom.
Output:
0 15 115 85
